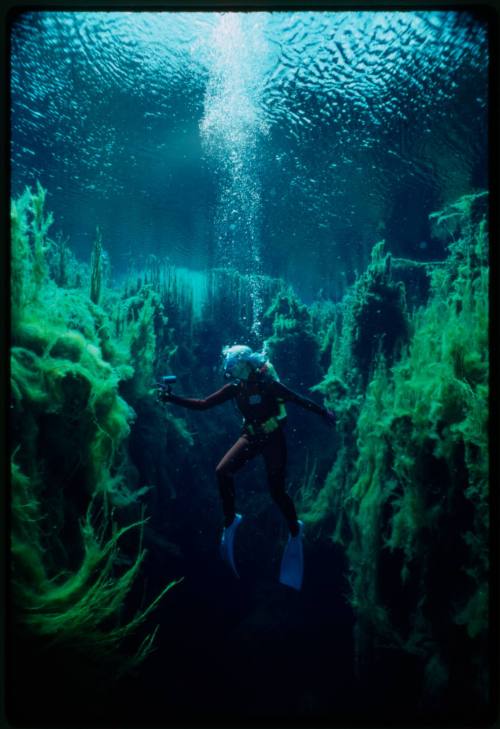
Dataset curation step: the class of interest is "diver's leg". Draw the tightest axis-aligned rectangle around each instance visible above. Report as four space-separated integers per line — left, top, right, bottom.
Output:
216 436 258 527
263 430 300 536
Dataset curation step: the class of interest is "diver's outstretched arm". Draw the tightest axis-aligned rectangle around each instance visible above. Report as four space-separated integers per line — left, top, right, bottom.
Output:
271 381 335 424
160 383 237 410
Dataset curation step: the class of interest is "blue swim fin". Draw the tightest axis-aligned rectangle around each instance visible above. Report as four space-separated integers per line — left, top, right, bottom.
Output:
279 521 304 591
220 513 243 577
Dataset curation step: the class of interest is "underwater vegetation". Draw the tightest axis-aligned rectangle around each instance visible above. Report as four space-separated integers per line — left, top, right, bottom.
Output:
263 289 322 391
10 183 489 714
10 184 182 672
299 191 489 707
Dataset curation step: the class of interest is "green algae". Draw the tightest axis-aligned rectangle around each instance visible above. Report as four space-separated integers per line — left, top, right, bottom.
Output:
298 192 489 699
12 457 180 671
90 226 104 305
263 289 322 389
10 184 182 670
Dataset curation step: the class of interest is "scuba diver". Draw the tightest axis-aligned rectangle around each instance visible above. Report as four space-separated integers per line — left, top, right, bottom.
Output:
158 345 335 590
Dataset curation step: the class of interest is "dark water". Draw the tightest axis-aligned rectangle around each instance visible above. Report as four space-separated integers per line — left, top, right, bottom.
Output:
8 9 493 729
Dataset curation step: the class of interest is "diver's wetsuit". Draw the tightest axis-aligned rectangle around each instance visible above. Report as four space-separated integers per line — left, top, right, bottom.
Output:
165 373 330 534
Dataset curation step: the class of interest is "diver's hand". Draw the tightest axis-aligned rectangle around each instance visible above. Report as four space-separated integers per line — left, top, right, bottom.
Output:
322 409 336 427
157 387 172 403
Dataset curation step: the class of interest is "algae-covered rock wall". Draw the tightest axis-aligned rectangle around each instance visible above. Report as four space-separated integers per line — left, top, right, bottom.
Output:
10 185 182 671
299 191 489 708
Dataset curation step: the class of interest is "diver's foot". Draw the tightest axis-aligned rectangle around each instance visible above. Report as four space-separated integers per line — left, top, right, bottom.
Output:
280 520 304 591
220 513 243 577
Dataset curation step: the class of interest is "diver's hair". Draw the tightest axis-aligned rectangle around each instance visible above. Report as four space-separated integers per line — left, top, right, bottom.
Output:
222 345 265 362
221 344 278 380
247 349 267 370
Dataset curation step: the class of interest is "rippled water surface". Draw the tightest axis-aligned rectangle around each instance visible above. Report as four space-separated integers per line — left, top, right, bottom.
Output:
10 10 488 299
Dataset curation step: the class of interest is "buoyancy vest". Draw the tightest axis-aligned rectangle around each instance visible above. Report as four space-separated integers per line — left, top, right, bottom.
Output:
235 362 287 433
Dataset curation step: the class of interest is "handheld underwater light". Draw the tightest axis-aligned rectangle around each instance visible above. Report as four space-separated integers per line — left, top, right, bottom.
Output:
155 375 177 396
